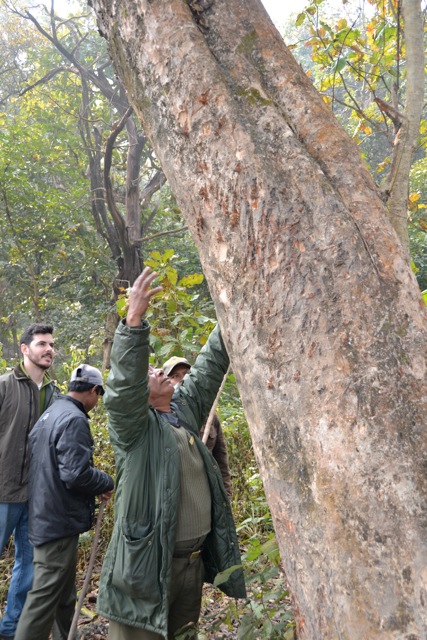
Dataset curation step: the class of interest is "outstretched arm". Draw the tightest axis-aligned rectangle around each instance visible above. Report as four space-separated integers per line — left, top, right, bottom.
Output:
104 267 162 450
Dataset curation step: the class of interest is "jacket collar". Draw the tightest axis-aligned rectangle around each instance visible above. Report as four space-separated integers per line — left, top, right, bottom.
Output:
62 394 89 418
14 362 55 388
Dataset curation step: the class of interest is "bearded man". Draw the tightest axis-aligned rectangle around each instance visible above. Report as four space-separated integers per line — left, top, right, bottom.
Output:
0 324 59 639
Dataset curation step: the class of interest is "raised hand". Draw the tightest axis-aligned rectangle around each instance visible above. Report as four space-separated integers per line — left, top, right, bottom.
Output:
126 267 163 326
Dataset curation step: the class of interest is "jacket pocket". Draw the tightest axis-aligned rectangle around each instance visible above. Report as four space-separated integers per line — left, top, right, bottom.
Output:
111 519 161 603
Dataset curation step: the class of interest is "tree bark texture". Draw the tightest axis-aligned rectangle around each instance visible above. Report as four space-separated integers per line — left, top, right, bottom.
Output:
90 0 427 637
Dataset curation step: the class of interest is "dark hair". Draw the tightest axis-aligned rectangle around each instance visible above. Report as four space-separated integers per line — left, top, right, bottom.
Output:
20 323 54 346
68 381 104 396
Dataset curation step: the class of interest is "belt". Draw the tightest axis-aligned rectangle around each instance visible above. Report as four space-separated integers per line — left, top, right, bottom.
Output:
173 548 203 560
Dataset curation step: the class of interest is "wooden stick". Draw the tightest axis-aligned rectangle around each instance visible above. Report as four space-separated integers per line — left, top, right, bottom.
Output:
67 501 106 640
202 365 230 444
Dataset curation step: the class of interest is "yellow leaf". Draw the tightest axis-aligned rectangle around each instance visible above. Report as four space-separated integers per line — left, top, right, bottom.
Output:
409 192 420 203
178 273 204 288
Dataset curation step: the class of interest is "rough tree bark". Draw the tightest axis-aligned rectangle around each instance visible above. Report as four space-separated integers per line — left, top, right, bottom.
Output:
90 0 427 637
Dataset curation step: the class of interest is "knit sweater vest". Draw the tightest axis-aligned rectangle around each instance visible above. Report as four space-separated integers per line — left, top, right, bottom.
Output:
173 426 212 542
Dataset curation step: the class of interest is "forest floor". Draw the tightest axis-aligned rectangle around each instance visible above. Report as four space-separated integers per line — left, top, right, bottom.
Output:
71 565 294 639
71 583 243 639
1 542 295 639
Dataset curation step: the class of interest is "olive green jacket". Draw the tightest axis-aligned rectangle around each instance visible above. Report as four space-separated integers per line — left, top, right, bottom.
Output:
0 365 59 502
97 320 246 637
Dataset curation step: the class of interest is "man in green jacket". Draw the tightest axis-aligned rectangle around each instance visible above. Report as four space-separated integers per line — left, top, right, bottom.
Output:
98 268 246 640
0 323 59 640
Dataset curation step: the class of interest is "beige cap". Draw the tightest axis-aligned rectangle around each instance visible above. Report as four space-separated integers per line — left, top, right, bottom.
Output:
162 356 191 377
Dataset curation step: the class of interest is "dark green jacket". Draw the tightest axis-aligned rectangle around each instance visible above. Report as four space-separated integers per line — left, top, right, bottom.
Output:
0 364 59 502
98 320 246 637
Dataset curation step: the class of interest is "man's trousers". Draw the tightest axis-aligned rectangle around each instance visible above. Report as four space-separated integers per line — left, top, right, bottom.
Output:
14 535 79 640
108 549 204 640
0 501 34 638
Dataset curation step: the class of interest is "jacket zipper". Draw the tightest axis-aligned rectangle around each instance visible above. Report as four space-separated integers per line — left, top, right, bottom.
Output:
19 383 34 487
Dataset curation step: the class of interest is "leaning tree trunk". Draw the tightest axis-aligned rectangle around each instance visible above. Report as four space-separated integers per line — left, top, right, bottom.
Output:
90 0 427 637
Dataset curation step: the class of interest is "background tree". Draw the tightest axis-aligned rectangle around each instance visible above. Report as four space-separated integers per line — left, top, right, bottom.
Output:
288 0 425 255
0 0 200 364
89 0 427 638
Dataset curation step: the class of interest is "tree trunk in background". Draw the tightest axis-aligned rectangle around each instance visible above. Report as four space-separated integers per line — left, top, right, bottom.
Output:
385 0 425 255
90 0 427 637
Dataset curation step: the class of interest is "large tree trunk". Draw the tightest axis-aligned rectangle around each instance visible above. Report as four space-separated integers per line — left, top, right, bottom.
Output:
90 0 427 637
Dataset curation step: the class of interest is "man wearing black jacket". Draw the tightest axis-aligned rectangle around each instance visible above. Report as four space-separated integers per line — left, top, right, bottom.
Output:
14 364 114 640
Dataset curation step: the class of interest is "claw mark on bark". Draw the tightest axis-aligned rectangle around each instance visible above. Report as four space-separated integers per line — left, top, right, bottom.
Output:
351 217 381 279
186 0 214 31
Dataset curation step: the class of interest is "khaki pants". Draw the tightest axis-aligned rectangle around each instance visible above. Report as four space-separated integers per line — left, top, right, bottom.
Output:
108 550 204 640
14 535 79 640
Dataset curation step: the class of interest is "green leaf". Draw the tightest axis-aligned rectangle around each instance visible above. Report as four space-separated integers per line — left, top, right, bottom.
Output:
213 564 243 587
295 12 306 26
162 248 175 262
144 258 159 269
165 266 178 285
178 273 204 288
334 57 347 73
116 297 127 317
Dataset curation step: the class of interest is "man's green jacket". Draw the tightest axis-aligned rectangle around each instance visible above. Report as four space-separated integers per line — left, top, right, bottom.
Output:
0 365 59 502
97 320 246 638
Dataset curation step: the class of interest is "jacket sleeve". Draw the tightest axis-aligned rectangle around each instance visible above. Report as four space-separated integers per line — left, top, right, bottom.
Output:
211 418 232 498
56 417 114 495
177 324 229 428
104 319 151 451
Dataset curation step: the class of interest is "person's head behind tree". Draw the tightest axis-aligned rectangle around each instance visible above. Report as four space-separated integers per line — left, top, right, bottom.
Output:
162 356 191 386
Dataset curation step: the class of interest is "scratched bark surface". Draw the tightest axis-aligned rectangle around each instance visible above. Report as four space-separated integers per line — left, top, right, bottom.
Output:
90 0 427 637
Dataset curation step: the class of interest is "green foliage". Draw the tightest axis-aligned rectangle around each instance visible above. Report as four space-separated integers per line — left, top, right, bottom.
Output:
238 536 295 640
116 249 216 363
213 564 244 588
202 530 295 639
288 0 427 296
0 20 115 350
0 343 7 374
55 342 103 391
291 0 410 157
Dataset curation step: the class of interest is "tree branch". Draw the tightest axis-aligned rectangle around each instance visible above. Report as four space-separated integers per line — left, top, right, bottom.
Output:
19 66 76 97
141 225 188 243
104 106 134 240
